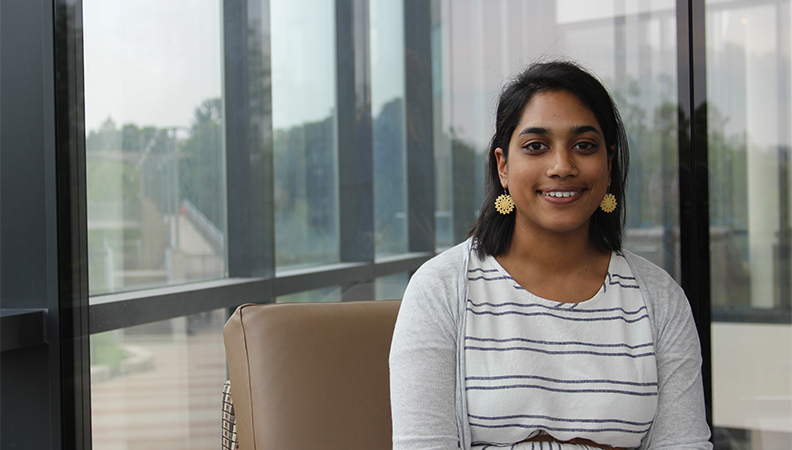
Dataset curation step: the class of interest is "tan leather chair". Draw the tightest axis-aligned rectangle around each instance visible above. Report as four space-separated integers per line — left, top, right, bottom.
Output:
223 300 400 450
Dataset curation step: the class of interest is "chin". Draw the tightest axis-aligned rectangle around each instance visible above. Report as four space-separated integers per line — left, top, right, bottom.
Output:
539 219 592 235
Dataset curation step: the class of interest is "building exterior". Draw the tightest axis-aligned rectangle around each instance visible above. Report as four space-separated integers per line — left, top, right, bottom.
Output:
1 0 790 448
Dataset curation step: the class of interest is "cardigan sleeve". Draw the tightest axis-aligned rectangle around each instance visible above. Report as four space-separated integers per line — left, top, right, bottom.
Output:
628 253 713 450
389 249 465 450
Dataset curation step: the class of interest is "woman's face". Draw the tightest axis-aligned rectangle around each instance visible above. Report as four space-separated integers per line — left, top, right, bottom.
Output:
495 90 613 240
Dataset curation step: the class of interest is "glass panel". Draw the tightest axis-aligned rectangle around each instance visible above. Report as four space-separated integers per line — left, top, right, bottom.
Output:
441 1 680 276
371 0 409 257
706 1 792 446
433 0 455 250
83 0 226 296
271 0 340 268
375 272 409 300
277 286 342 303
91 309 227 450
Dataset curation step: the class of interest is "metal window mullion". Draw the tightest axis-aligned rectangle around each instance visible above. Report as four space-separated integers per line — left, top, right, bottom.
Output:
53 0 93 445
224 0 275 288
405 0 435 253
1 0 91 446
676 0 712 426
776 0 791 311
336 0 374 299
87 252 432 333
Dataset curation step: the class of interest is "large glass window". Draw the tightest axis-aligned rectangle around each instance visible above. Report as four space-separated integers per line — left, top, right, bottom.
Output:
82 2 228 448
11 1 792 448
707 1 792 446
440 0 680 276
91 309 227 449
433 0 455 250
371 0 409 257
83 0 226 295
271 0 340 268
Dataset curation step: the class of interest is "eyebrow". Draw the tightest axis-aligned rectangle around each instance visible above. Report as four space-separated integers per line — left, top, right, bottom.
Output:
517 126 549 136
570 125 601 136
517 125 602 137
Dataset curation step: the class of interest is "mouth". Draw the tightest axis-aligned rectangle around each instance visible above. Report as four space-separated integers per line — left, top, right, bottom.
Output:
539 190 582 199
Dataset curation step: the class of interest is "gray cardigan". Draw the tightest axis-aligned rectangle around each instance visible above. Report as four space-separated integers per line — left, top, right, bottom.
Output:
389 239 712 449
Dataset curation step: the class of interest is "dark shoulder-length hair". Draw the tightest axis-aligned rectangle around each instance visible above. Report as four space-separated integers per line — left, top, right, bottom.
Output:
468 60 629 258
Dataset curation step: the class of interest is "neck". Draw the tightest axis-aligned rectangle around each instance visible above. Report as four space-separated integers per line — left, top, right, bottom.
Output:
504 222 605 274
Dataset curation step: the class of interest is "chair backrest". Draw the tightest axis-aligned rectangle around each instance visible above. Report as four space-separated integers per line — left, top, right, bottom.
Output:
223 300 401 450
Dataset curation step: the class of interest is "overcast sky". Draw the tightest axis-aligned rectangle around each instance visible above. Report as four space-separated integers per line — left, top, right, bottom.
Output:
83 0 223 132
82 0 407 134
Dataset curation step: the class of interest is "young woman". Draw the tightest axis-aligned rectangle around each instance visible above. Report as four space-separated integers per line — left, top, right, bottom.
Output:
389 61 711 449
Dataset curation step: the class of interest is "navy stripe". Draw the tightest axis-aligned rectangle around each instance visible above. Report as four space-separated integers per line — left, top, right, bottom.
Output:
511 281 639 292
471 440 549 448
608 272 639 289
468 275 513 282
468 268 500 274
468 422 651 434
465 383 658 396
469 269 641 291
468 413 653 427
608 281 640 289
467 300 647 316
465 374 658 388
466 307 650 324
465 344 655 358
610 274 636 281
466 336 654 350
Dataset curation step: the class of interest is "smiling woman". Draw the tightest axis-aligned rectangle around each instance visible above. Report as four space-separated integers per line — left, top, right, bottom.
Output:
389 61 712 450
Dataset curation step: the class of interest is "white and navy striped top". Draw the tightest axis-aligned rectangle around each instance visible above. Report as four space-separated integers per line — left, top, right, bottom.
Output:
465 251 658 449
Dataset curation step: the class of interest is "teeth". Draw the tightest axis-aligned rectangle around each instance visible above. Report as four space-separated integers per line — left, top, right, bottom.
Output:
544 191 578 198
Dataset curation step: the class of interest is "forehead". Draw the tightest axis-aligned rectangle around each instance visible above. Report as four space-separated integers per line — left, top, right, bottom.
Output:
517 90 601 130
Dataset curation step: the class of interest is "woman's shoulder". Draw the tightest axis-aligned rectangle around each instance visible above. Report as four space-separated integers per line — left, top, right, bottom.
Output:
620 249 678 288
396 239 473 334
412 238 472 280
402 239 472 308
620 248 693 327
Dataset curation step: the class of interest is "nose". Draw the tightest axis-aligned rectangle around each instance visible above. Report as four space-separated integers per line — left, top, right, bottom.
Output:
546 149 577 178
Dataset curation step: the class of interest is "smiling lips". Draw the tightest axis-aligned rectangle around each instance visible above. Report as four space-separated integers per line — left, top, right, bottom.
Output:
540 189 582 199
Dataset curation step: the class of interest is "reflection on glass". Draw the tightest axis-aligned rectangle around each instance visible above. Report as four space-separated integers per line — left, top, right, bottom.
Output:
707 2 792 447
371 0 409 257
433 0 454 250
277 287 342 303
375 272 409 300
83 0 226 295
440 1 680 276
90 309 227 450
271 0 340 268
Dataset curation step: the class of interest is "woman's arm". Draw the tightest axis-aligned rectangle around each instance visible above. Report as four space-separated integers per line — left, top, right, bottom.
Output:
390 255 464 450
630 255 712 449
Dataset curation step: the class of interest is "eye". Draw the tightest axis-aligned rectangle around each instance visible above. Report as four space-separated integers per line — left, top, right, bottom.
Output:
573 141 597 152
524 141 548 152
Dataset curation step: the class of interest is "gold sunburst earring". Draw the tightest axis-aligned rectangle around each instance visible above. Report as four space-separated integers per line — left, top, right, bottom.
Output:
495 188 515 215
600 187 617 213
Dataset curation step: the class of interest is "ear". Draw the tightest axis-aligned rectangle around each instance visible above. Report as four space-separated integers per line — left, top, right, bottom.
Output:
495 148 508 188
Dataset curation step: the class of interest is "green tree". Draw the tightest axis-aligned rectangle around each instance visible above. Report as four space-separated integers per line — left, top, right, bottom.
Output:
179 98 225 230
